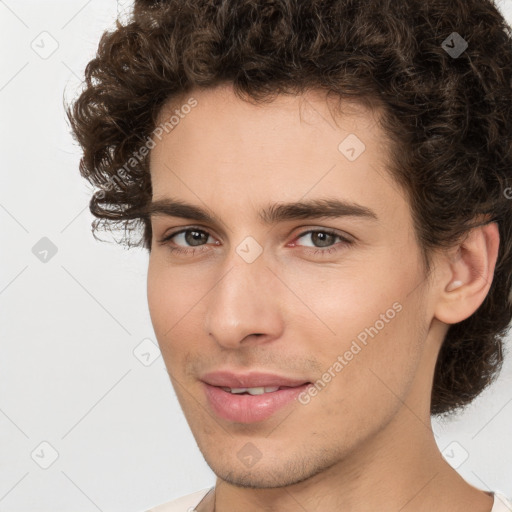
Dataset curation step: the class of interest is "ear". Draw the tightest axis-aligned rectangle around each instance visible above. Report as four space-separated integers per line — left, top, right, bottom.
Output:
434 222 500 324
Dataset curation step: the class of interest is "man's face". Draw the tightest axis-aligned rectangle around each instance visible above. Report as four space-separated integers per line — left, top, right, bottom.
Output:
147 84 434 488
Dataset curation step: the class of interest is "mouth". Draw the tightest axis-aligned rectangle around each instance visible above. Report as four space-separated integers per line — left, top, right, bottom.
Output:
203 382 312 423
219 385 301 395
200 369 311 389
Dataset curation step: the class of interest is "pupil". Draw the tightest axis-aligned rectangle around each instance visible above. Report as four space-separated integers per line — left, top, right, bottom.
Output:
314 232 332 247
186 230 206 246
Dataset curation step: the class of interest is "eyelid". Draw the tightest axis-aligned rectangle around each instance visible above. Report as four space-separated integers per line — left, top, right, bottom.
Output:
159 224 354 243
157 224 355 255
159 225 219 244
290 227 355 245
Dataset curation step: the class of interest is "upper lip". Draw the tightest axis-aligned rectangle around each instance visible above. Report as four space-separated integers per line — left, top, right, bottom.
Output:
201 370 310 388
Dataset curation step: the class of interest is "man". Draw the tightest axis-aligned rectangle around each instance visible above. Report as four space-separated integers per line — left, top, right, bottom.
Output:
67 0 512 510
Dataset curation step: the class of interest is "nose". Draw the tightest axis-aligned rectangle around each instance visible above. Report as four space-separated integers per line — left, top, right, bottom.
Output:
203 247 284 350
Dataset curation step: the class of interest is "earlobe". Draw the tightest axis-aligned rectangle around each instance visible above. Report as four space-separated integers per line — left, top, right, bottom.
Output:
434 222 500 325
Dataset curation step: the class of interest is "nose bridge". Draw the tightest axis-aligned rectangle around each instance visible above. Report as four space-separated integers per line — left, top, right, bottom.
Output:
204 240 283 347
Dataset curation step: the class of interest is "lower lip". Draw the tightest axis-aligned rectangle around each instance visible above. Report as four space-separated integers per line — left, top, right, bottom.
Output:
202 382 312 423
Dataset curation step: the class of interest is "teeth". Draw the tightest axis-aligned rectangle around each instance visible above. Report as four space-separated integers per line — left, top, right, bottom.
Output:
221 386 280 395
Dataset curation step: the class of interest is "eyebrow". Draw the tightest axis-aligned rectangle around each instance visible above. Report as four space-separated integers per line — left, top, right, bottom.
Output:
146 197 378 226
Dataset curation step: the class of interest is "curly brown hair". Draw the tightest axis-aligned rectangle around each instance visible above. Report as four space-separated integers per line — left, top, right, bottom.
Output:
66 0 512 416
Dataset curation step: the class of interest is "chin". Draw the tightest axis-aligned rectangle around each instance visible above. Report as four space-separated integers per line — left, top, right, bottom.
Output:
202 448 338 489
211 466 312 489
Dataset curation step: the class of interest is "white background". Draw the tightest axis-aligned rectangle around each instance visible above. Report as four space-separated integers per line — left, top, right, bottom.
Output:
0 1 511 510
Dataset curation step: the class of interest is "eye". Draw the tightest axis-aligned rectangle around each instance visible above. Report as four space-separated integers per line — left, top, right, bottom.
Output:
157 226 353 257
157 227 215 256
291 229 353 256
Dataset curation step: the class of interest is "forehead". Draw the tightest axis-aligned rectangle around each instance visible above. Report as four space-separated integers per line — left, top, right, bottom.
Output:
153 83 387 152
149 83 407 224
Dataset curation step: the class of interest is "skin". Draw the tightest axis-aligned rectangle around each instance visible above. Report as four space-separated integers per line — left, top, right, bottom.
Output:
146 82 499 512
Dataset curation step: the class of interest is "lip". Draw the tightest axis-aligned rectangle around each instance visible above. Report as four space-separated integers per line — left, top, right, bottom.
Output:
201 370 310 389
202 382 312 423
201 370 312 423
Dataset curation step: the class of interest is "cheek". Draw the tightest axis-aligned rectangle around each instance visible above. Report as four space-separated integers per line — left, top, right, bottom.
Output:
147 259 164 328
291 257 405 338
146 257 210 356
147 243 423 360
296 254 424 392
147 255 194 317
147 258 181 340
299 292 424 441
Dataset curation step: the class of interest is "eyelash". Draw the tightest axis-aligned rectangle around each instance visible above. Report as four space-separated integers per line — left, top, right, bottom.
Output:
157 226 353 257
